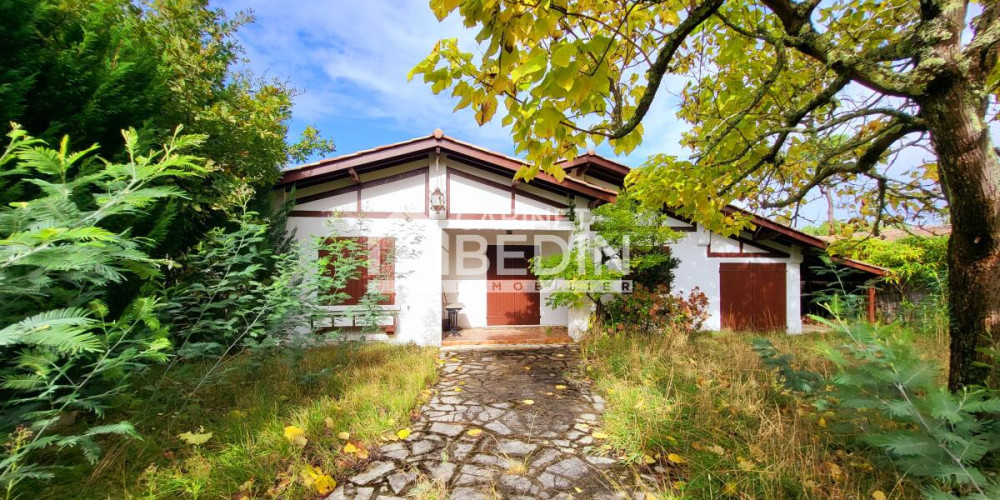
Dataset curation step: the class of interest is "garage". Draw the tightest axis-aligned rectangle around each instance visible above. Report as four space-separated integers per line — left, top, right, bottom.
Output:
719 263 786 331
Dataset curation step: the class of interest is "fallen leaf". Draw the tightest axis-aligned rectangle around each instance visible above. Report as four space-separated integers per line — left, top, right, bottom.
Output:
827 461 843 480
343 443 358 454
178 430 213 446
324 417 335 429
723 482 739 496
467 428 483 436
872 491 887 500
708 444 726 455
302 465 337 495
643 454 656 464
667 453 687 464
313 474 336 495
737 457 754 471
555 384 568 390
522 399 534 405
283 426 305 441
396 428 412 440
337 431 350 440
818 417 827 428
591 431 609 440
453 387 463 393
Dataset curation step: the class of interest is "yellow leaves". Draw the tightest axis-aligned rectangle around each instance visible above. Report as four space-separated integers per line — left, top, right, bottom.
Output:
666 453 687 464
826 461 844 481
452 387 463 393
521 399 534 405
872 491 887 500
467 428 483 437
429 0 460 21
723 482 739 496
301 464 337 495
343 442 359 454
591 431 609 440
396 428 412 440
643 454 656 464
337 431 351 441
178 428 213 446
283 425 307 447
302 465 337 495
474 96 498 126
554 384 567 390
818 416 827 428
707 444 726 456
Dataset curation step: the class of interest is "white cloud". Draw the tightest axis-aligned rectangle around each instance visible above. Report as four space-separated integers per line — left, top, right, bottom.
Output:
217 0 513 150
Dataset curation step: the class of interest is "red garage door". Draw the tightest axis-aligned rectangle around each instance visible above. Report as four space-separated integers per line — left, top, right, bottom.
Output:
486 245 541 326
720 263 786 331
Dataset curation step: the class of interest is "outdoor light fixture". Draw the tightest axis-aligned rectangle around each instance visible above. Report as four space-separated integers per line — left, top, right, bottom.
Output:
430 187 446 213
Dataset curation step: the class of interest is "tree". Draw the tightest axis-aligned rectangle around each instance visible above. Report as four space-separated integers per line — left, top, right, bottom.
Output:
411 0 1000 390
0 0 335 313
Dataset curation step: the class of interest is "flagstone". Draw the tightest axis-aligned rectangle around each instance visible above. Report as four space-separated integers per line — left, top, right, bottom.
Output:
334 346 656 499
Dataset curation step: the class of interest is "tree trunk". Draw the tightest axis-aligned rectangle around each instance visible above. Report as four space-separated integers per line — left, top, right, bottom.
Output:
919 79 1000 390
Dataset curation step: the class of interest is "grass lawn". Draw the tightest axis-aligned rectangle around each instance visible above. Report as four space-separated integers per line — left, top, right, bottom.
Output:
580 328 949 499
36 342 438 499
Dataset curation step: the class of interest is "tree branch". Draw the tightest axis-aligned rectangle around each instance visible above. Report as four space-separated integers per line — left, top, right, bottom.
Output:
715 73 850 196
605 0 725 139
760 0 920 97
761 118 924 208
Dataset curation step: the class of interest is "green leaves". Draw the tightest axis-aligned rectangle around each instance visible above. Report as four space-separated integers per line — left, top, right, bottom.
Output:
818 322 1000 496
0 125 206 488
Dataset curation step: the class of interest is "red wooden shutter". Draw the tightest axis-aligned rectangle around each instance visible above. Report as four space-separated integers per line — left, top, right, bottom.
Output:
320 236 367 305
375 237 395 305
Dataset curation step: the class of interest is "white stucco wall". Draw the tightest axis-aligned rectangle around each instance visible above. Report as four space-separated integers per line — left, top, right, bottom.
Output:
281 150 809 345
441 230 575 328
668 226 803 333
285 216 444 346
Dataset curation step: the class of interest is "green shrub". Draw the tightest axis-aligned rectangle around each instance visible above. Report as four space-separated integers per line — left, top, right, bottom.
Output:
753 320 1000 498
820 321 1000 499
0 125 206 491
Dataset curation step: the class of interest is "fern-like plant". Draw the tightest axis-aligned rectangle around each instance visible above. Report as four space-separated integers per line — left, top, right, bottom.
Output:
818 320 1000 499
0 125 205 493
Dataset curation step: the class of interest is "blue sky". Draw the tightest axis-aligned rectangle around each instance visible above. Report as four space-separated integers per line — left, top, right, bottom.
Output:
215 0 687 166
216 0 978 226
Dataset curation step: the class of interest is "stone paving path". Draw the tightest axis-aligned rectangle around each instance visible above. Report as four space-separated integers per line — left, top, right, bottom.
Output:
327 346 661 500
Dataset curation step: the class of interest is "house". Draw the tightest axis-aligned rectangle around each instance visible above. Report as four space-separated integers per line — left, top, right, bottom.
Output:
275 129 884 346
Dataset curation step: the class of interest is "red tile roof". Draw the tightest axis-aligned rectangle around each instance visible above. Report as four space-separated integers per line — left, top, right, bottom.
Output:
278 130 883 276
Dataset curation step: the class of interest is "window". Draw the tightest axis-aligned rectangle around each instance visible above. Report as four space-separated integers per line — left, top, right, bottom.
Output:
319 236 395 305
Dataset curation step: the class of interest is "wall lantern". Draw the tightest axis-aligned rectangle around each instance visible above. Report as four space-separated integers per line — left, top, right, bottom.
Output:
430 187 446 213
